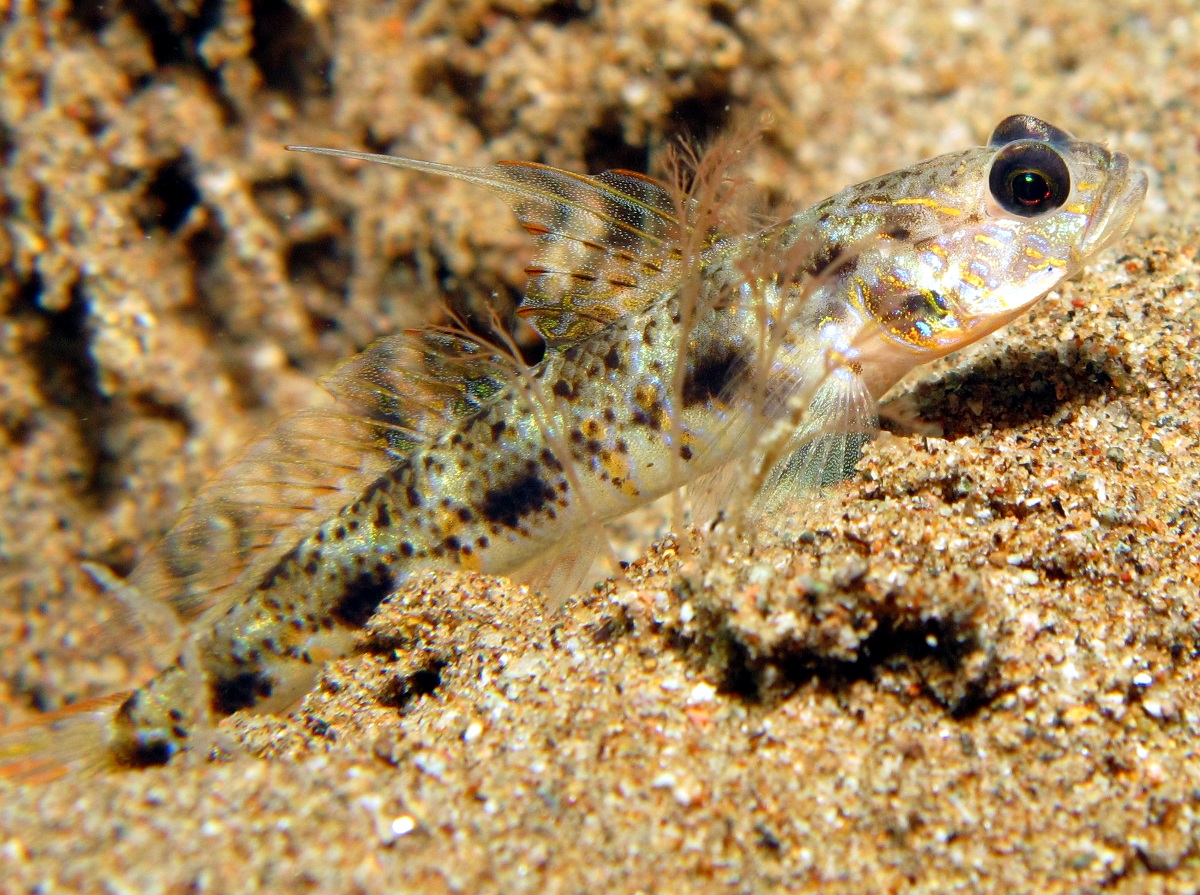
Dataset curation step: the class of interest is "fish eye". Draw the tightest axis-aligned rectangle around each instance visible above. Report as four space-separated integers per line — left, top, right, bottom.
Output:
988 142 1071 218
988 114 1073 147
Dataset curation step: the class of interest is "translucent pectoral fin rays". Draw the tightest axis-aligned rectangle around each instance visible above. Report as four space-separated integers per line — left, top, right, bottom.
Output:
753 371 877 518
686 355 878 530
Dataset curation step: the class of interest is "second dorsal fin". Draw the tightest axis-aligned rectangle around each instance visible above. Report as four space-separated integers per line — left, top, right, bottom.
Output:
128 406 399 623
129 326 518 624
319 325 518 452
285 147 686 349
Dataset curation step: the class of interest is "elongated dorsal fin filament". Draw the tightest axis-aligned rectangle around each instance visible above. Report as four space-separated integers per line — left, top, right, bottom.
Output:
286 146 689 349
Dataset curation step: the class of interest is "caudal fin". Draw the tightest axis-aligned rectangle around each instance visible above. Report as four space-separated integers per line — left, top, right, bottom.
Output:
0 694 126 784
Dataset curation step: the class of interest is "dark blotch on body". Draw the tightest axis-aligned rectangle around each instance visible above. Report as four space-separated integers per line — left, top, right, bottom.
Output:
683 345 744 407
211 670 275 715
481 472 557 528
113 690 173 764
802 240 846 281
332 566 396 628
123 736 175 768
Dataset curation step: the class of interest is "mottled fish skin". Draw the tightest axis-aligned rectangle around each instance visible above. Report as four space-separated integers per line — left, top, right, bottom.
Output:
113 296 766 766
2 116 1146 775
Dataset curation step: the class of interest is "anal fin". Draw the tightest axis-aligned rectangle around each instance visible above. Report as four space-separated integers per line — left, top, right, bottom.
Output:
507 528 609 611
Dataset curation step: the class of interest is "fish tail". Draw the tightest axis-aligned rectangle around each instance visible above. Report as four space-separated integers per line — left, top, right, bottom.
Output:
0 693 127 784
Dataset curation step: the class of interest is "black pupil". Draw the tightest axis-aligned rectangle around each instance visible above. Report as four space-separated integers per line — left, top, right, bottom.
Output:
1010 170 1051 206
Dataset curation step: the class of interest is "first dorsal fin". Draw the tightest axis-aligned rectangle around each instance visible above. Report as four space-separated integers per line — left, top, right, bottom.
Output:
130 326 519 623
285 146 687 348
489 162 684 346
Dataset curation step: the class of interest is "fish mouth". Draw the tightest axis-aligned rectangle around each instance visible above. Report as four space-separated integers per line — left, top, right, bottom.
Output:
1081 150 1148 257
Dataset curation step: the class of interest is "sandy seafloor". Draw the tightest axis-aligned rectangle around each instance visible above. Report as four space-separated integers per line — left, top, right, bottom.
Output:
2 0 1200 892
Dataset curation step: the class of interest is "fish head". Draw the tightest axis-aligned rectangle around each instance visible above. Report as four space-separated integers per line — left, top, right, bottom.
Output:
843 114 1147 365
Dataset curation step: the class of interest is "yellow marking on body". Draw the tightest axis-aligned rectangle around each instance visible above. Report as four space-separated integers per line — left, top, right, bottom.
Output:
974 233 1001 247
1027 256 1068 272
438 509 465 538
894 197 963 216
877 271 913 295
456 550 483 572
598 449 637 497
307 645 342 664
824 346 857 374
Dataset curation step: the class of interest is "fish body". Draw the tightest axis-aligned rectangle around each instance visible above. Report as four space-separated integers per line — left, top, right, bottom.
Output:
1 115 1145 777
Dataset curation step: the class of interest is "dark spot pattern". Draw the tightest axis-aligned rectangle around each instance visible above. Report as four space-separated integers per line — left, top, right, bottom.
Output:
211 670 275 715
683 345 744 407
375 503 392 528
540 448 564 473
801 240 847 281
481 472 557 528
332 566 395 628
124 736 175 768
258 544 302 591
